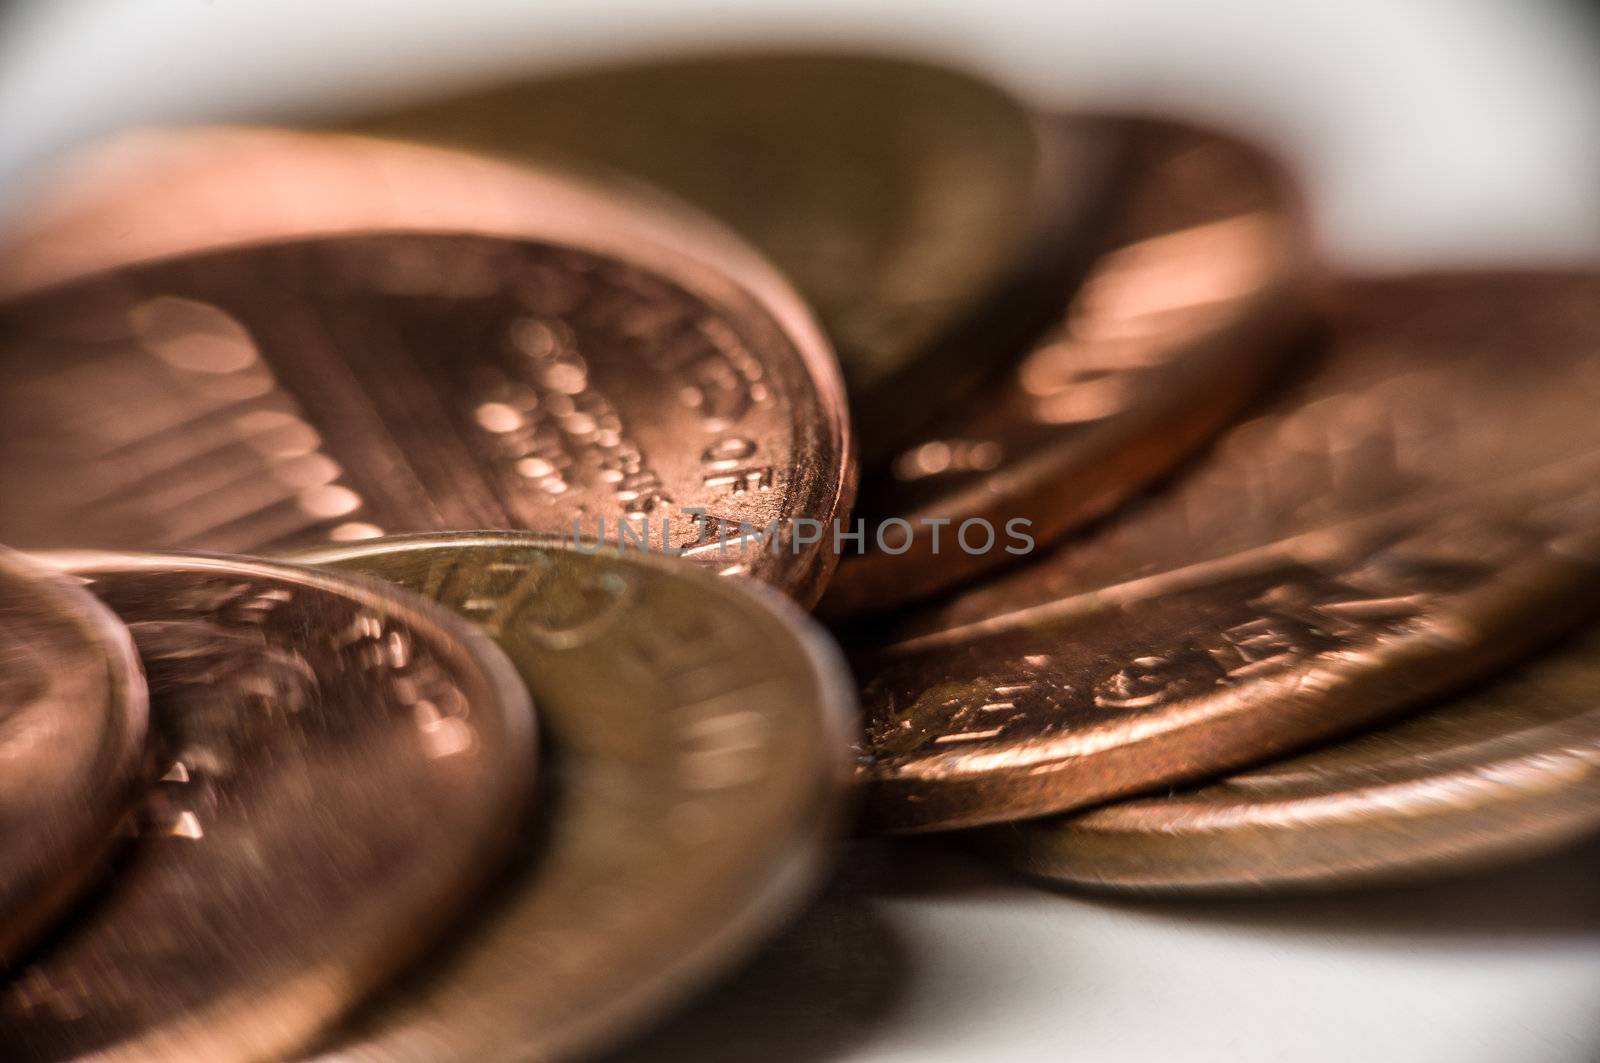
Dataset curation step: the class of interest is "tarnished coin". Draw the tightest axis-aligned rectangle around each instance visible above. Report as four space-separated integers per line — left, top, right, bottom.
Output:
350 51 1123 464
0 127 853 605
823 117 1315 615
0 548 146 965
995 623 1600 892
0 552 535 1062
295 532 854 1063
854 274 1600 832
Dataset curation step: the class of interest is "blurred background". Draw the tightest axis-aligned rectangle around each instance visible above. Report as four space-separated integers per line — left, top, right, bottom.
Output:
1 2 1598 1060
3 0 1600 266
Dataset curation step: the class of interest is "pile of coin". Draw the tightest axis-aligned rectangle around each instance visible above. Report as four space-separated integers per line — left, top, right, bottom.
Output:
0 50 1597 1062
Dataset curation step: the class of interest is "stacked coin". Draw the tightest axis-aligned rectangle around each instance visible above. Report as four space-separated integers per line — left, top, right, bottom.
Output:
0 48 1595 1062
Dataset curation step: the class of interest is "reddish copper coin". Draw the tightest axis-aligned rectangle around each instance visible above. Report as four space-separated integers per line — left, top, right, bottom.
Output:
0 550 535 1062
0 128 853 605
994 623 1600 892
0 547 146 966
823 117 1315 616
854 274 1600 832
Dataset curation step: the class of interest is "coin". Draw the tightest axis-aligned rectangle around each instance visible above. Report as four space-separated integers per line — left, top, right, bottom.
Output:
350 51 1124 465
994 622 1600 892
295 532 855 1063
0 548 146 965
822 116 1315 615
0 551 536 1062
0 127 853 605
853 274 1600 833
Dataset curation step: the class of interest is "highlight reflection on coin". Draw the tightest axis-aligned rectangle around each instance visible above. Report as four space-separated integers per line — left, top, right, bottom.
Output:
0 128 853 605
351 51 1121 464
824 117 1314 615
0 552 535 1063
997 624 1600 892
855 274 1600 833
0 548 146 965
297 532 855 1063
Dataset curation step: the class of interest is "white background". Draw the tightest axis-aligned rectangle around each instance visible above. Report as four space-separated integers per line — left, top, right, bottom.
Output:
2 2 1599 1061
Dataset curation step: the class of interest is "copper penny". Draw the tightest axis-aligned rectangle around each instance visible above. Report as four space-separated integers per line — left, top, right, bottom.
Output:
0 548 146 966
854 274 1600 832
823 116 1315 616
994 623 1600 892
0 551 535 1062
349 51 1123 466
296 532 854 1062
0 128 853 605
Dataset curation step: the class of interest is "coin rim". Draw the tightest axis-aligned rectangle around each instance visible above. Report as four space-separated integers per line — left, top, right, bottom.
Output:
292 530 858 1061
0 546 149 965
987 696 1600 892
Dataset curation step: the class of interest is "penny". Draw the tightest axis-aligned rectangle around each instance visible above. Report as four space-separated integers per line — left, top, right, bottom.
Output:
0 551 535 1062
350 51 1123 465
295 532 854 1063
0 128 853 605
823 117 1315 615
853 274 1600 833
994 623 1600 892
0 548 146 965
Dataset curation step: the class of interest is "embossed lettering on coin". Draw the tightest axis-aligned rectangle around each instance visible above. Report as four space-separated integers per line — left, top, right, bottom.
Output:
0 129 852 605
997 622 1600 891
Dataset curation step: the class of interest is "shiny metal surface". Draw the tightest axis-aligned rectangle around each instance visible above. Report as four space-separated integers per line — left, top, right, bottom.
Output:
349 51 1122 465
996 623 1600 891
824 116 1315 614
0 551 535 1063
0 548 146 967
0 128 853 605
296 533 855 1063
853 274 1600 832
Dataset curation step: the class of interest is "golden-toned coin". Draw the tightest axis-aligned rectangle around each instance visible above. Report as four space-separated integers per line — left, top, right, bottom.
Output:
0 127 853 605
0 551 535 1062
854 274 1600 833
995 624 1600 892
295 532 854 1063
350 51 1122 465
823 116 1315 615
0 548 146 966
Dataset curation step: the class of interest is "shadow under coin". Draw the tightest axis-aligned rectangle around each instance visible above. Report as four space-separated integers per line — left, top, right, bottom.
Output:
601 850 914 1063
840 836 1023 899
1069 830 1600 944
